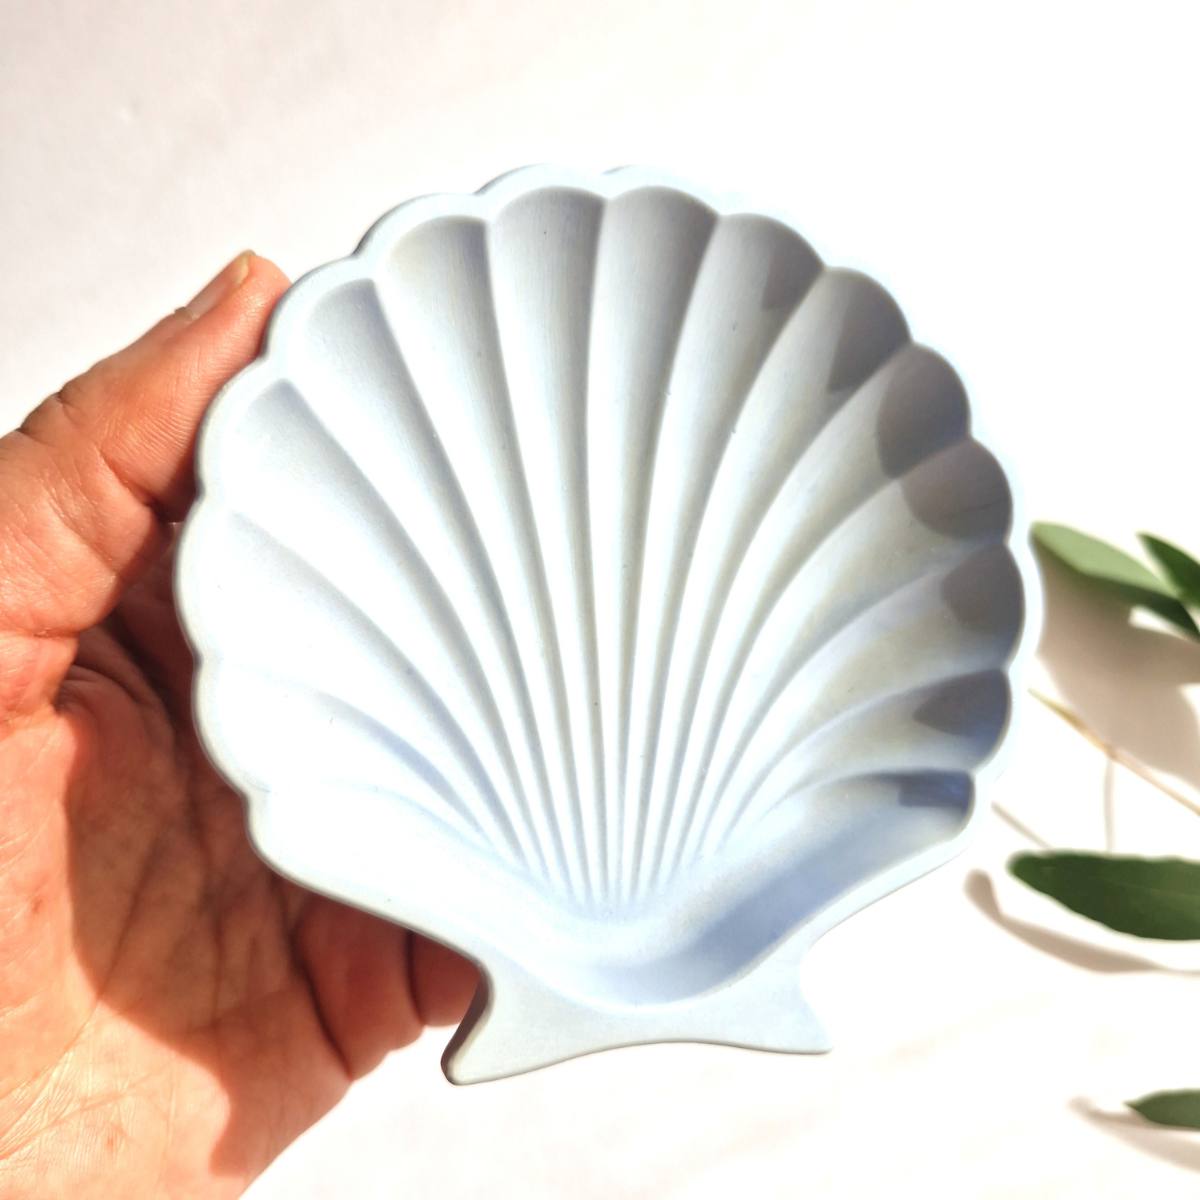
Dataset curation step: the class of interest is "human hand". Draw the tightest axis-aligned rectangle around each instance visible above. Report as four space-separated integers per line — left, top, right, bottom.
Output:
0 255 477 1199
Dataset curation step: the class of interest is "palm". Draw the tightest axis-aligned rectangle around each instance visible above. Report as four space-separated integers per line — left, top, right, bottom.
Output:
1 553 471 1196
0 256 474 1198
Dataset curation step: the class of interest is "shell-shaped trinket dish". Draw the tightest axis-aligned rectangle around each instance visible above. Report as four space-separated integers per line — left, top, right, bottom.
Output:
177 167 1035 1084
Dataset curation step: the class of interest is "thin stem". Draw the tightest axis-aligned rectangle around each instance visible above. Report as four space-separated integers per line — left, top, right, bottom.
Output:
992 801 1052 848
1028 687 1200 818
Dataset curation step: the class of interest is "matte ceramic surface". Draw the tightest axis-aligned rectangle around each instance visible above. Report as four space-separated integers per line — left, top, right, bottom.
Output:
176 166 1033 1084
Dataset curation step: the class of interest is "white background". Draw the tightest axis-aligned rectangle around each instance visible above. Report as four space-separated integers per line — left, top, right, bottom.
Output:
3 1 1200 1196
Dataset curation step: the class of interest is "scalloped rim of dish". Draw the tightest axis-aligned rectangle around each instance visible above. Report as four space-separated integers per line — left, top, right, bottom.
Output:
175 165 1043 1082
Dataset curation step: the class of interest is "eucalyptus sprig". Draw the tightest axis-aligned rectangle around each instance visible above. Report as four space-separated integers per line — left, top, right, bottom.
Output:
1033 522 1200 638
1008 524 1200 1130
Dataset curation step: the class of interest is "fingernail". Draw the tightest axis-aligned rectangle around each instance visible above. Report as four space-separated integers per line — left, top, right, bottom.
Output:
185 251 253 319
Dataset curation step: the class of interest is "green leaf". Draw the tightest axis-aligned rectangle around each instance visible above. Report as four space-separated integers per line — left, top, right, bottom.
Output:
1032 522 1200 638
1128 1090 1200 1129
1140 533 1200 609
1009 853 1200 940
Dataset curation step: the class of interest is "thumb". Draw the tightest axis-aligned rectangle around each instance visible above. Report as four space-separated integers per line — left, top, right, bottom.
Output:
0 252 289 715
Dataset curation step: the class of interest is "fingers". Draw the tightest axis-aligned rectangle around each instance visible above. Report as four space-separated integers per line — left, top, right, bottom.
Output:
295 899 425 1080
410 935 479 1027
294 901 480 1081
0 253 289 715
0 253 288 636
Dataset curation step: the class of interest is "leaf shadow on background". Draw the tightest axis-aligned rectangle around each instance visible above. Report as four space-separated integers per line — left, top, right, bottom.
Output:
1035 552 1200 794
962 871 1200 976
1070 1100 1200 1173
